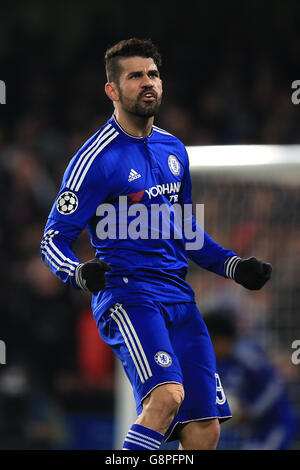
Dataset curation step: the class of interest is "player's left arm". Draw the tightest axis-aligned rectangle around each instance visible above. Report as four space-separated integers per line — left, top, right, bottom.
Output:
179 145 272 290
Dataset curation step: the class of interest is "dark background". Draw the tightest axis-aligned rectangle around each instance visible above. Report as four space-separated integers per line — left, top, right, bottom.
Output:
0 0 300 450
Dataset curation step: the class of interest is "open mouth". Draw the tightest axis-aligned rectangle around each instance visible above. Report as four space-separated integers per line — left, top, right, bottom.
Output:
140 91 156 102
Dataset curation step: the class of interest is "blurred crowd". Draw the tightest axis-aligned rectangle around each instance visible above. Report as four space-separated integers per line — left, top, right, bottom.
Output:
187 177 300 448
1 2 300 449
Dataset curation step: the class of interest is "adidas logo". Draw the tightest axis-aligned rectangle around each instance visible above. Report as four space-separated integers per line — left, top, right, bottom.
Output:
128 169 141 182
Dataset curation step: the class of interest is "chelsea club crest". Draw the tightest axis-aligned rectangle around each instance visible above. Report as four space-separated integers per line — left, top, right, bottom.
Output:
154 351 172 367
168 155 181 176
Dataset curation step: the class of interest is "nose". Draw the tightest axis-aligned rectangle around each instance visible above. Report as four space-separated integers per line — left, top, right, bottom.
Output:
141 73 154 88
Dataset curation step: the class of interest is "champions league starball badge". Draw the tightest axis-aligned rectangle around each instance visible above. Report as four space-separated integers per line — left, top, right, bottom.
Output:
168 155 181 176
56 191 78 215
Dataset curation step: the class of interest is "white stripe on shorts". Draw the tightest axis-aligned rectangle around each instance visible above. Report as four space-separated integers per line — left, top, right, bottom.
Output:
110 303 152 384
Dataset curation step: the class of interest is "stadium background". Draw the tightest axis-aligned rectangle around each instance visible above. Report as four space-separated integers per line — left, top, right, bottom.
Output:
0 0 300 449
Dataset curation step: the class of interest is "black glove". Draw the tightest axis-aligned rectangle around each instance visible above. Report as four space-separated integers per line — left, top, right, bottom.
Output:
235 257 272 290
75 258 111 294
225 256 272 290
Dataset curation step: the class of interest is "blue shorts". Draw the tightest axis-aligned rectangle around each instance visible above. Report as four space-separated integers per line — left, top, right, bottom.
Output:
97 299 232 441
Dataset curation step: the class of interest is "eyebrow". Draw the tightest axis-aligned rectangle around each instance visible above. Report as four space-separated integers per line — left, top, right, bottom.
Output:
127 69 160 78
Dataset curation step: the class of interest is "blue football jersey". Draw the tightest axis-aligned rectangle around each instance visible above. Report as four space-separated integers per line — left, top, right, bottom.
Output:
41 115 237 323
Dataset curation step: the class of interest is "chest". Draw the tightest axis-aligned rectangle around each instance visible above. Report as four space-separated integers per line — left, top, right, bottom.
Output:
109 141 185 205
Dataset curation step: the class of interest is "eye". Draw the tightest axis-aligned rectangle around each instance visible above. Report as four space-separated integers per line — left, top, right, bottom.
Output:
129 73 141 79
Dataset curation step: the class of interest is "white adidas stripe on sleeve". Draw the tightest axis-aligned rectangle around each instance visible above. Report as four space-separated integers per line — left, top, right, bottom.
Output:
224 256 241 279
66 124 112 189
73 131 119 192
41 230 78 277
66 124 119 192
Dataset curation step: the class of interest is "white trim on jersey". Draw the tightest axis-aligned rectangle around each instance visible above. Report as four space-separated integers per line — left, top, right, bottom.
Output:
41 230 78 276
42 230 78 268
110 303 153 384
66 124 119 192
66 124 112 189
40 249 75 275
224 255 241 279
152 125 173 136
41 249 75 276
73 130 119 192
113 114 153 139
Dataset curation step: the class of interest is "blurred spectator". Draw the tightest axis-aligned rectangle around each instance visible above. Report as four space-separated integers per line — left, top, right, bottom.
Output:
0 364 69 449
204 310 299 450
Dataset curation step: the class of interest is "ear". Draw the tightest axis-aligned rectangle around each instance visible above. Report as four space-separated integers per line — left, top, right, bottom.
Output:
105 82 120 102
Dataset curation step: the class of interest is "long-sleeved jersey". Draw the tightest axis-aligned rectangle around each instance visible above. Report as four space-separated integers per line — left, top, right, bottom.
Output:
41 115 237 324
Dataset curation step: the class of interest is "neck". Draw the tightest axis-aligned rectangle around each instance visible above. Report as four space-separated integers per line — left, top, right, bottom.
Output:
114 108 154 137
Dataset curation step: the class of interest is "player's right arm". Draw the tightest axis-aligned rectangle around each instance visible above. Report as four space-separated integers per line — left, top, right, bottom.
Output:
40 126 118 293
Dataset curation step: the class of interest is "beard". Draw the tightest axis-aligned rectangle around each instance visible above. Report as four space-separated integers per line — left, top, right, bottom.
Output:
118 88 162 118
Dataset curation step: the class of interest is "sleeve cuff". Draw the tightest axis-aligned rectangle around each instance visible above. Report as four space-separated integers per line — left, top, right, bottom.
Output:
224 256 241 280
74 263 88 290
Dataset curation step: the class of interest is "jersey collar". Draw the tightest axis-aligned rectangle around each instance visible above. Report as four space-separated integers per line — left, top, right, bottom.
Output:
112 114 153 140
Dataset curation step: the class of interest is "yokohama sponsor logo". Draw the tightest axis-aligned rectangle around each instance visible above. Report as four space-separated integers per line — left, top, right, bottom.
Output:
145 181 181 199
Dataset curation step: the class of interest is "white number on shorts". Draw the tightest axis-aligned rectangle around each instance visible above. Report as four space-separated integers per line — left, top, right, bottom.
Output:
215 373 226 405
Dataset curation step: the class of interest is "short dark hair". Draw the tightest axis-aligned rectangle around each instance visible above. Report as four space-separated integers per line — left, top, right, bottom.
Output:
104 38 162 85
